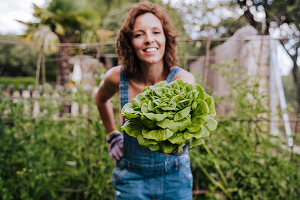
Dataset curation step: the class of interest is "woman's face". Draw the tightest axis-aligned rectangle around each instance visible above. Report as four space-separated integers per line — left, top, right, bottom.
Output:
131 13 166 66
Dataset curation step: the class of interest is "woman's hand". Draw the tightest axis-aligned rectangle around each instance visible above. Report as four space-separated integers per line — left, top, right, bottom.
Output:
106 131 124 161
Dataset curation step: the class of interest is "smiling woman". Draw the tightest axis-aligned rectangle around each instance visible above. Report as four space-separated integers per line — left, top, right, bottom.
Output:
95 1 195 199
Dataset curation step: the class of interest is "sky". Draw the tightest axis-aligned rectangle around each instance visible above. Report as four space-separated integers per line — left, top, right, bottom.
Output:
0 0 48 35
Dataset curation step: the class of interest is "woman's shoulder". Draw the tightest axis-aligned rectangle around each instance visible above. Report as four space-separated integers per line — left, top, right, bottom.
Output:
103 65 122 88
172 66 196 84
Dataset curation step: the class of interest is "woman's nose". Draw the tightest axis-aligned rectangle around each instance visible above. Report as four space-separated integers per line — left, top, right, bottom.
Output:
145 33 154 44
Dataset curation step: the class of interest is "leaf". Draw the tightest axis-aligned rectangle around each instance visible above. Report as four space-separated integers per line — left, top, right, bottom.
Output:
191 126 210 139
205 118 218 132
160 141 177 154
189 138 205 146
142 128 174 141
121 103 141 119
205 96 216 116
193 99 209 117
140 115 156 129
148 144 160 151
121 120 142 138
156 114 191 132
143 112 168 121
132 93 144 108
183 131 193 140
137 134 158 147
187 116 204 132
168 132 186 144
195 84 205 99
177 144 185 153
141 103 149 114
174 106 191 121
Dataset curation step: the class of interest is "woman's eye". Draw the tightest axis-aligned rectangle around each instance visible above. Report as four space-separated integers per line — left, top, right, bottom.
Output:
134 34 142 38
154 31 161 34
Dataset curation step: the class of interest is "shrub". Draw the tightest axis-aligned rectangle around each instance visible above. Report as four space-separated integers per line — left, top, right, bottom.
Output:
0 76 35 89
190 61 300 200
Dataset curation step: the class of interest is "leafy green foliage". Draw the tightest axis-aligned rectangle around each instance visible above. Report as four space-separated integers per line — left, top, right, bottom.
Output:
121 79 217 153
0 35 38 77
0 86 116 199
0 61 299 199
190 61 300 200
0 77 35 89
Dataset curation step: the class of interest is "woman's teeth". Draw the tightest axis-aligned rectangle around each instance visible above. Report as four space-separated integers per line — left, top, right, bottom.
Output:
145 48 157 52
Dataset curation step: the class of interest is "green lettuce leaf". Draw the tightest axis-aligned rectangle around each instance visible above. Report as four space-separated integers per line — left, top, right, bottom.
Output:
148 144 160 151
205 117 218 132
191 126 210 139
143 112 168 121
137 134 158 147
205 96 216 116
156 114 191 132
121 120 142 138
121 103 141 119
174 106 191 121
187 116 205 132
142 128 174 141
189 138 205 146
193 99 209 117
168 132 185 144
160 141 177 154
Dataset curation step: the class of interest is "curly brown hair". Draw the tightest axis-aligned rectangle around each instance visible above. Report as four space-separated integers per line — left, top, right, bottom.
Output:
116 1 178 79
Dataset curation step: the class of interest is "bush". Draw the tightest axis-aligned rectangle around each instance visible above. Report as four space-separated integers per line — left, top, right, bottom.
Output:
0 87 117 200
0 76 35 89
190 61 300 200
0 61 299 199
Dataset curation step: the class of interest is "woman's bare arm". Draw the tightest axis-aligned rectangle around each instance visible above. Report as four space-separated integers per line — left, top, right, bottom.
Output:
95 66 121 134
173 69 196 84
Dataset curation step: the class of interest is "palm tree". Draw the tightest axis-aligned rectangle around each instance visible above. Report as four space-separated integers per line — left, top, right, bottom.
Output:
19 0 101 87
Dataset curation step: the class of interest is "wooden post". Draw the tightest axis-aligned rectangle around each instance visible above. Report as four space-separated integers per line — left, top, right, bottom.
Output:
96 43 101 61
35 39 44 94
184 53 188 71
42 54 46 89
203 40 211 83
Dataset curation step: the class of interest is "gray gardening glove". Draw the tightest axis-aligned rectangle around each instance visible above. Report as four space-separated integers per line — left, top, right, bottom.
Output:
106 131 124 161
170 145 188 156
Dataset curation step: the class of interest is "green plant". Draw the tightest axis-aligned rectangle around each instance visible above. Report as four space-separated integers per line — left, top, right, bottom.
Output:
190 61 300 199
0 76 35 89
121 79 217 153
0 85 116 199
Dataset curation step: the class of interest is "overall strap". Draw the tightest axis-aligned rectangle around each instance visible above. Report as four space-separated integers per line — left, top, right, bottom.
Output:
166 66 182 83
120 70 129 109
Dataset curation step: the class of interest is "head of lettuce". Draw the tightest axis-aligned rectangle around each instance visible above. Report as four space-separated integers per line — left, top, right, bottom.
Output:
121 79 218 154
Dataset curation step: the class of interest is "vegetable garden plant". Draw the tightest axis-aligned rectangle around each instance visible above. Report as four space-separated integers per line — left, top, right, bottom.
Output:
0 63 299 199
121 79 218 154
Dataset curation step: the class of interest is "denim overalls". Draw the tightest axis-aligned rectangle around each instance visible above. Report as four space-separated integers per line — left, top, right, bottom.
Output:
113 66 193 200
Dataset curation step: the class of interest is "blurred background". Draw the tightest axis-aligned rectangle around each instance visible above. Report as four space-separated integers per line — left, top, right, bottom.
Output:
0 0 299 199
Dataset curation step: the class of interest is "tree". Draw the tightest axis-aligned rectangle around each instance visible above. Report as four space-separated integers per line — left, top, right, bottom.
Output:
234 0 300 113
165 0 247 38
19 0 101 87
0 35 37 77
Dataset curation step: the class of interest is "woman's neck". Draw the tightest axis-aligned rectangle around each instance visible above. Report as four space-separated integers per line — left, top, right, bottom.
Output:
137 61 166 85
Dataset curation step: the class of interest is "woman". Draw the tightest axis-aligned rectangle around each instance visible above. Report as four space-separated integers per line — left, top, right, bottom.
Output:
95 1 195 199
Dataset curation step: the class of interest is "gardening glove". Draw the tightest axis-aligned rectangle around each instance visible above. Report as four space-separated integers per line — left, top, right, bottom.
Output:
169 144 188 156
106 130 124 162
